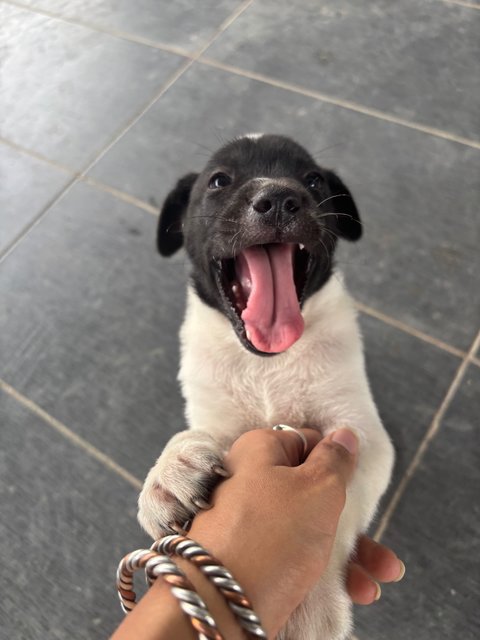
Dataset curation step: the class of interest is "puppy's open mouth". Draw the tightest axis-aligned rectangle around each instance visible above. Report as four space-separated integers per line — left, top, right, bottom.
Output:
214 244 312 355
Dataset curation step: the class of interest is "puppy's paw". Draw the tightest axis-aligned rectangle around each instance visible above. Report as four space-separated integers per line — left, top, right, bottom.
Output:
138 430 227 539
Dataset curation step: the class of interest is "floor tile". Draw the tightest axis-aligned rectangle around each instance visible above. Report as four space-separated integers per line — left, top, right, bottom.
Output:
355 365 480 639
358 313 459 512
0 143 72 254
206 0 480 140
90 63 480 350
19 0 244 53
0 2 183 168
0 388 150 639
0 182 187 480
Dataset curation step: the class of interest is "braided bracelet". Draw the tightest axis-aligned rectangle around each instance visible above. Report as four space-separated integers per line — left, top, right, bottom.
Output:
152 534 267 639
116 547 223 640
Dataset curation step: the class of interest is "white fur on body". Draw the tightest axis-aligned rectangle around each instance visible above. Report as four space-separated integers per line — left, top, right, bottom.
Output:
138 272 394 640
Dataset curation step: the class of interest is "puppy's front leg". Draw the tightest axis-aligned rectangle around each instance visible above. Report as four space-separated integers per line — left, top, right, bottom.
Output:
138 430 228 539
280 421 395 640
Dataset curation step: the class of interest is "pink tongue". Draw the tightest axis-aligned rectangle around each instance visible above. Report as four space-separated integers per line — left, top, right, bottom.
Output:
236 245 304 353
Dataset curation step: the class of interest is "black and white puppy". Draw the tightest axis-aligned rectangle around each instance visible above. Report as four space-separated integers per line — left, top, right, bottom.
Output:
138 134 394 640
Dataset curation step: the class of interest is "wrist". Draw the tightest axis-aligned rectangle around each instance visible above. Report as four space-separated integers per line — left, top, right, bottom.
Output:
111 576 197 640
174 556 247 640
188 522 290 638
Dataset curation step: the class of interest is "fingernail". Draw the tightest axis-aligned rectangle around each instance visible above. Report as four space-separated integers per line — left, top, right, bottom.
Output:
394 560 406 582
374 582 382 601
331 428 358 455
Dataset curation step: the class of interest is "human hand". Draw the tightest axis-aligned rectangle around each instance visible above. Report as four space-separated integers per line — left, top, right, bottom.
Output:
347 534 405 604
189 426 360 637
113 427 405 640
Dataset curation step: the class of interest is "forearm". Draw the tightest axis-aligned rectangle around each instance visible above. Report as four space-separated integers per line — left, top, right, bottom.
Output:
111 575 196 640
111 556 246 640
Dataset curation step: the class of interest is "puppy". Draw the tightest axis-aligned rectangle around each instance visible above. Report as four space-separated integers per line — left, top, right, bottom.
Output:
138 134 394 640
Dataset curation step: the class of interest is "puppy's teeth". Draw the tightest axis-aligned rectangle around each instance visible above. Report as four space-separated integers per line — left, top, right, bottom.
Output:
246 330 252 341
299 243 305 250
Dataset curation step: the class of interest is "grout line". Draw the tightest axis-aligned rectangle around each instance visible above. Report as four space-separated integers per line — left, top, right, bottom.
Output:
77 57 194 176
355 301 467 359
373 328 480 541
443 0 480 9
192 0 255 58
0 138 82 261
82 176 159 215
0 135 159 216
3 0 194 58
198 57 480 151
0 378 143 491
0 136 78 176
471 356 480 367
0 174 79 264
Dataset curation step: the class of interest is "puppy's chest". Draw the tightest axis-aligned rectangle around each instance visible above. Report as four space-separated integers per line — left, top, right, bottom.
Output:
210 352 331 429
240 371 317 427
182 281 357 433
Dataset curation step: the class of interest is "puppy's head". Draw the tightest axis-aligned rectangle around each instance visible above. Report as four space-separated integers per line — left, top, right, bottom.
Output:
158 134 361 356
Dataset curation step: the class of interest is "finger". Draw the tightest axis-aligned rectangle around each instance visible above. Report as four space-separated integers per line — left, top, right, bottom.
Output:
270 427 324 465
225 427 323 471
353 535 405 583
346 562 381 605
302 428 358 485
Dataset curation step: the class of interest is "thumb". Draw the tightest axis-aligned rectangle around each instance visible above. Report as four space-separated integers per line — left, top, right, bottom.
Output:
302 428 359 486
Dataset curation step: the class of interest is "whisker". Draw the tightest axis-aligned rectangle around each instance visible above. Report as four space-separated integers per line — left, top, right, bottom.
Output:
165 222 183 234
317 211 364 228
190 140 215 155
189 215 240 225
230 228 243 255
323 227 337 248
322 227 340 242
317 211 352 220
212 129 229 147
316 193 349 208
318 236 332 268
312 142 344 160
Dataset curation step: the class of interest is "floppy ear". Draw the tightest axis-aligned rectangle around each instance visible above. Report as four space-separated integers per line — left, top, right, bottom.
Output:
322 169 362 241
157 173 199 256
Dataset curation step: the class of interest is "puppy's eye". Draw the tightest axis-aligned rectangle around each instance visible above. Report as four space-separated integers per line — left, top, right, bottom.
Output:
305 172 322 190
209 173 232 189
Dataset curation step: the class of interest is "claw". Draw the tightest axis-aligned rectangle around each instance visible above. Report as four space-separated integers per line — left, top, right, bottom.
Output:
192 497 213 510
212 464 231 478
169 521 189 535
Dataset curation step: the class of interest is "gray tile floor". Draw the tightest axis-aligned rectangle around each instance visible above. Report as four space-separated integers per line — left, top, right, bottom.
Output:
1 1 479 638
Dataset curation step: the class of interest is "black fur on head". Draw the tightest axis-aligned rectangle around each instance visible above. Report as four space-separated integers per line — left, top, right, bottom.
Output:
157 134 361 355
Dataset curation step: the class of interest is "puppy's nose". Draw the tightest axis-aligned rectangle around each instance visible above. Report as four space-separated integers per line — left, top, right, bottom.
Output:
252 188 301 216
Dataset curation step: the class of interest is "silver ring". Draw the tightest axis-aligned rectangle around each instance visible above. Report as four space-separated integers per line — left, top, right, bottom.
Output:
272 424 308 458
